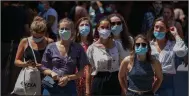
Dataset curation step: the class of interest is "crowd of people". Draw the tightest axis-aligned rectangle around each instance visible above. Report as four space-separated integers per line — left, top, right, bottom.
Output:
2 1 188 96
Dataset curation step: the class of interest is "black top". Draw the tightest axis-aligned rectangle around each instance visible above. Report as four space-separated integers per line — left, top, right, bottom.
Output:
24 39 48 63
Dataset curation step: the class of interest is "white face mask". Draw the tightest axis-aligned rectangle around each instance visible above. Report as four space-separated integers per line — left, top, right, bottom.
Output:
32 36 44 43
98 29 111 39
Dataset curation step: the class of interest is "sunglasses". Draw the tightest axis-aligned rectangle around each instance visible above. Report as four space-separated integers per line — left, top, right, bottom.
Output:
111 21 122 26
135 43 147 48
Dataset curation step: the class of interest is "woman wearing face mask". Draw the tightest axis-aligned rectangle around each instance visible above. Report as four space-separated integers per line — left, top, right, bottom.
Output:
41 18 89 96
75 17 93 96
86 17 131 95
119 34 163 96
14 16 54 94
108 13 133 53
147 18 188 96
75 17 94 51
161 4 184 39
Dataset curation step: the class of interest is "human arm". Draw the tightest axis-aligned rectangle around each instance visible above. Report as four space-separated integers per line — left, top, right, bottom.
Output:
15 38 35 67
118 56 130 95
85 45 95 95
175 22 184 39
152 59 163 93
170 26 188 57
59 44 89 86
41 44 59 80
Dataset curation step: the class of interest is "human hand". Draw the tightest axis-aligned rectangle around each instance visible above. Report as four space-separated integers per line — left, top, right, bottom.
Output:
36 63 42 67
50 71 59 80
25 60 35 67
169 26 179 37
58 76 69 87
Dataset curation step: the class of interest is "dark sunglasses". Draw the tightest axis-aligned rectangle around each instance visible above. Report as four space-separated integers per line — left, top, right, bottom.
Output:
135 43 147 48
111 21 122 26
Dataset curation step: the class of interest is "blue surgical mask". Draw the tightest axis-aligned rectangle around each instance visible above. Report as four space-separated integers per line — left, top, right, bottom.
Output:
153 31 166 40
135 46 148 55
99 29 111 39
79 26 90 36
59 29 71 40
38 4 45 12
32 36 44 43
111 24 123 36
106 7 112 13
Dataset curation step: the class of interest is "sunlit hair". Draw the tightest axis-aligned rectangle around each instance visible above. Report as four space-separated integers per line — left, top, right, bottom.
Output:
94 17 111 39
30 16 47 34
130 34 153 65
58 18 75 40
107 13 132 50
75 17 93 45
147 17 174 41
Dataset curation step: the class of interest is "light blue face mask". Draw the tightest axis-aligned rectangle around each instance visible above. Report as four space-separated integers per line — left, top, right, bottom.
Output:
79 26 90 36
32 36 44 43
59 29 71 40
111 24 123 36
135 46 148 55
106 7 112 13
153 31 166 40
99 29 111 39
38 4 45 12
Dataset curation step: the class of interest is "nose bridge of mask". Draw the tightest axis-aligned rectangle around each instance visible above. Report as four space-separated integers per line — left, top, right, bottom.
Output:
112 25 118 28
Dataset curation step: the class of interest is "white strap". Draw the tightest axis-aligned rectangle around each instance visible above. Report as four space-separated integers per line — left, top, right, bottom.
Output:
23 68 27 96
27 38 38 96
27 38 38 64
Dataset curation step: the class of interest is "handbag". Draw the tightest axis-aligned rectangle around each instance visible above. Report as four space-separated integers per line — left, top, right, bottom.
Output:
11 38 41 95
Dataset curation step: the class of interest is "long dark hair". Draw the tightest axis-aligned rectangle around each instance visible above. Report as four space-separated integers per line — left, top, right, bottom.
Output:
130 34 153 64
75 17 93 45
147 17 174 41
161 4 175 20
107 13 133 51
